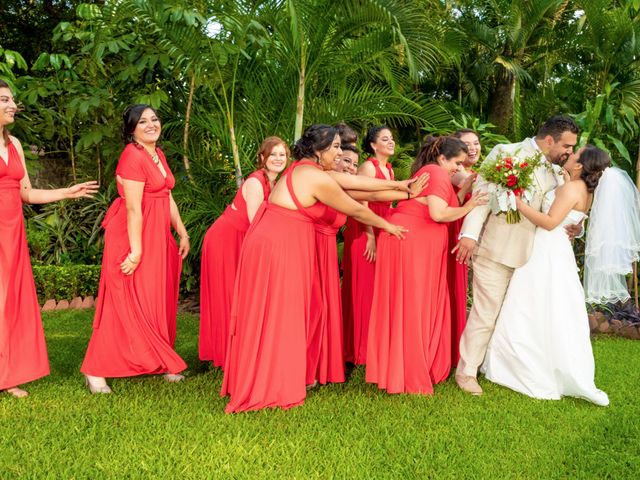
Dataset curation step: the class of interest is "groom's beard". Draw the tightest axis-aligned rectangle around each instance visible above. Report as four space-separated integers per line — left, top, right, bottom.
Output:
553 153 570 167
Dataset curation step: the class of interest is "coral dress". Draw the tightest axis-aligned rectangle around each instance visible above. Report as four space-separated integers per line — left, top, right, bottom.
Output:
307 207 347 385
448 186 469 366
81 144 186 377
342 158 394 365
0 141 49 390
366 165 455 394
222 160 329 413
199 170 271 367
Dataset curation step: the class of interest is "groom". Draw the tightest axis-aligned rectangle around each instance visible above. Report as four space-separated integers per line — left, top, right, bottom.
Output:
452 115 581 395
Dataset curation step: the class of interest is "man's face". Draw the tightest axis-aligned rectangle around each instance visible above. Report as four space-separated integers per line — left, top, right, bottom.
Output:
544 131 577 166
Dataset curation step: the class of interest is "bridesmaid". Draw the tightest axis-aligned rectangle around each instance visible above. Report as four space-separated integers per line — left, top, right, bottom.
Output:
307 146 428 388
0 79 98 398
366 136 486 394
199 137 289 368
336 144 359 174
342 125 395 366
81 104 190 394
448 129 482 365
221 124 408 413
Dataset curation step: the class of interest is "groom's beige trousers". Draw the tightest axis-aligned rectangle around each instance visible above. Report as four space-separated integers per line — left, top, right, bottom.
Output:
456 255 514 377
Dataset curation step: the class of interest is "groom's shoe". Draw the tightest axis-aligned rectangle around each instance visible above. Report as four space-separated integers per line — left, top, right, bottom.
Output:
455 375 483 396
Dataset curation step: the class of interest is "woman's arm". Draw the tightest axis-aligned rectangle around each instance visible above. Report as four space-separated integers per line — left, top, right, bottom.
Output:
426 191 487 223
170 193 190 258
326 170 413 193
119 178 144 275
515 184 579 231
242 177 265 223
346 173 429 202
14 137 98 204
456 173 477 204
313 175 407 239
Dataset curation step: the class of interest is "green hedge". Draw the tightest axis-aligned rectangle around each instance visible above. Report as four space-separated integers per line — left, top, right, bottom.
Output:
32 265 101 303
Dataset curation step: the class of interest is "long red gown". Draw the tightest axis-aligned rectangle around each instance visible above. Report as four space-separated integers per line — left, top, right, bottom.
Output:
199 170 271 367
341 158 394 365
0 141 49 390
448 185 469 366
222 160 330 413
307 207 347 385
366 164 456 394
81 144 186 377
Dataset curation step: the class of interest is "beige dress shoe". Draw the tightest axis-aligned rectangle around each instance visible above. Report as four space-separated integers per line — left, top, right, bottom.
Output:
455 375 483 395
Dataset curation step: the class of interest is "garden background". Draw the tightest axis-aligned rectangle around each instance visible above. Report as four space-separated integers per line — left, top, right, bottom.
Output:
3 0 640 300
2 2 640 478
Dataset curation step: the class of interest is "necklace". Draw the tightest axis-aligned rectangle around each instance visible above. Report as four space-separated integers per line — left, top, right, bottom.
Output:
141 144 160 165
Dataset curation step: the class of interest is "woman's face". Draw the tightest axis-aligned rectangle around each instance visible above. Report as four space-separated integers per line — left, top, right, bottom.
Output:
318 134 342 171
133 108 161 145
263 143 288 174
563 146 584 176
370 129 395 158
458 132 481 166
341 150 359 175
0 88 17 127
438 152 467 175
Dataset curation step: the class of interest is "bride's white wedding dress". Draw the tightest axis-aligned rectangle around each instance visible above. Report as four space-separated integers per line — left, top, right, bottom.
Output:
481 192 609 406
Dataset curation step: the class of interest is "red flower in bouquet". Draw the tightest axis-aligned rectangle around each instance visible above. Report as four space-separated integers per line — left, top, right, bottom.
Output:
478 150 543 224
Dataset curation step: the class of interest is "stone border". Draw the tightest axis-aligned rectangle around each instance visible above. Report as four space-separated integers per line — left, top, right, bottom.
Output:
588 312 640 340
41 296 95 312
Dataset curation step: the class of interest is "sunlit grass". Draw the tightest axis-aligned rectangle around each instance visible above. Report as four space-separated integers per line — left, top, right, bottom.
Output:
1 311 638 478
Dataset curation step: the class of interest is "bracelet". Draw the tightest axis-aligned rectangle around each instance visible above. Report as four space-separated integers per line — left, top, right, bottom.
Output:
179 233 190 239
407 191 411 200
127 253 140 264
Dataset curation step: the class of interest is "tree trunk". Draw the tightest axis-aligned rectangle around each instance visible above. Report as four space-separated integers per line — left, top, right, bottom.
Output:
96 145 101 187
294 55 306 142
228 114 243 188
488 71 515 137
182 75 195 183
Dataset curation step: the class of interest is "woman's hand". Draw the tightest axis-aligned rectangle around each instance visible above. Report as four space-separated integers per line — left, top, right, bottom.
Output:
120 252 141 276
459 172 477 196
409 173 429 198
178 235 190 259
395 179 415 193
364 233 377 262
65 181 99 199
383 222 408 240
467 191 488 208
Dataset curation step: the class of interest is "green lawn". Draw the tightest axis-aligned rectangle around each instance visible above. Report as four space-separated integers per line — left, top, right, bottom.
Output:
2 311 639 479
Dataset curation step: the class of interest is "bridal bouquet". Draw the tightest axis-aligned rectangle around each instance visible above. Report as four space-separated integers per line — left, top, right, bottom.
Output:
478 151 542 223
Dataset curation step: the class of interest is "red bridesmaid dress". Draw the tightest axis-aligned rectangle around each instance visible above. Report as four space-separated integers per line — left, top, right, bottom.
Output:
448 185 469 366
366 164 455 394
0 141 49 390
222 160 329 413
307 207 347 385
81 144 186 377
199 170 271 367
341 158 394 365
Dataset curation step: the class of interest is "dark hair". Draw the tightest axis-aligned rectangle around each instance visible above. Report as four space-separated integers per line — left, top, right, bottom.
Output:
536 115 579 141
122 104 159 145
0 79 12 144
341 143 360 155
453 128 479 141
335 123 358 145
411 136 468 175
256 136 290 169
292 124 338 161
578 144 611 193
362 125 391 156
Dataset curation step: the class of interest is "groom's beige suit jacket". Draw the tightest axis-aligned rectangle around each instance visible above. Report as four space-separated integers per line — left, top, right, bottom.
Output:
461 137 563 268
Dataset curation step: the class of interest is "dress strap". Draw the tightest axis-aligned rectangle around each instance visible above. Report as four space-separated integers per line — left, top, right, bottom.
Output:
367 157 394 180
285 160 320 219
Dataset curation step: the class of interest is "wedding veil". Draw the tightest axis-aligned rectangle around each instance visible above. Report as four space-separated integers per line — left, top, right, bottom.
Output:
584 167 640 304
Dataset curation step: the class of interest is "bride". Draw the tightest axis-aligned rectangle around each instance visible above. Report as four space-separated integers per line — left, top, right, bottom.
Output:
481 145 612 406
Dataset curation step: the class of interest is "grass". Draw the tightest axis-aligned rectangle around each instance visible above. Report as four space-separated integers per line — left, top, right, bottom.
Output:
1 310 639 479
